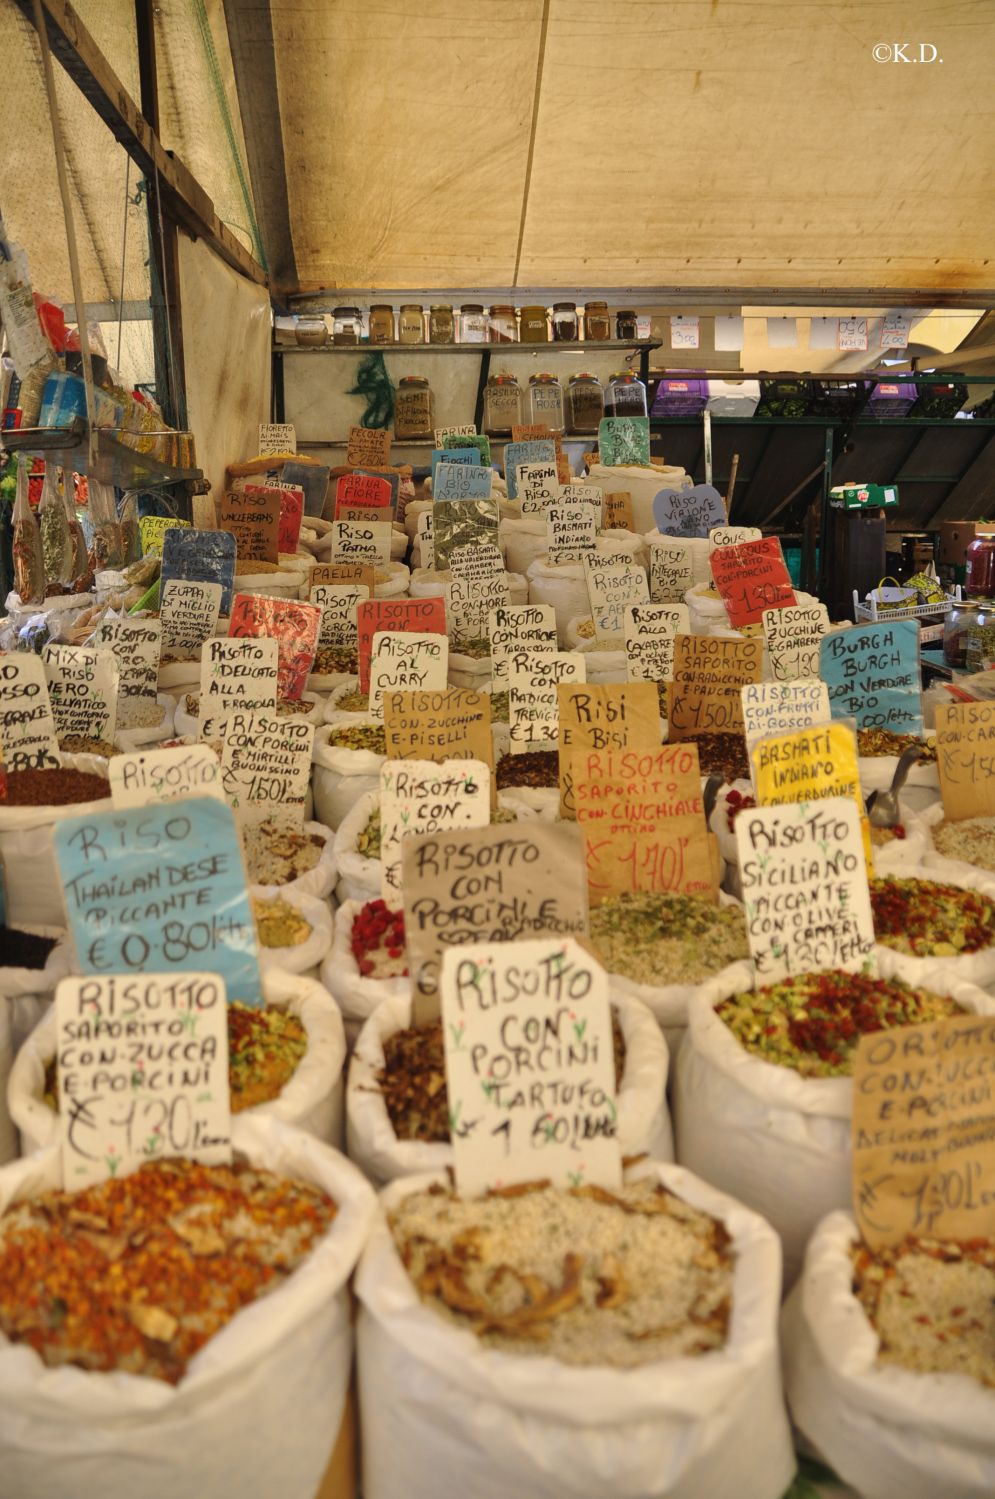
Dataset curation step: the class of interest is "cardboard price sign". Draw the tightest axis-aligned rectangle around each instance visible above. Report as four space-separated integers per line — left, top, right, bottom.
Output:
311 582 368 646
546 503 597 562
335 472 393 522
653 483 725 538
557 681 661 819
276 483 305 552
709 537 796 628
329 519 392 567
310 561 376 593
434 462 493 501
709 525 761 551
160 578 223 656
199 637 278 733
403 821 589 1019
0 652 60 770
369 632 448 720
649 541 694 603
517 461 561 516
138 515 190 557
667 634 763 738
219 488 280 564
54 796 264 1007
488 604 557 688
604 491 634 531
583 554 649 640
852 1012 995 1251
624 603 690 684
508 652 586 752
935 700 995 821
574 743 719 906
352 467 401 512
221 711 315 829
751 721 873 871
55 972 231 1189
741 681 832 790
435 424 477 448
820 620 923 735
228 595 321 700
763 603 829 682
416 509 434 569
384 687 494 781
237 484 292 559
503 440 556 500
89 618 161 730
357 596 447 693
346 425 391 467
598 416 650 468
736 796 875 980
379 757 490 899
441 938 621 1196
431 448 480 488
447 543 510 643
109 744 224 811
161 528 237 615
43 644 118 744
258 422 296 455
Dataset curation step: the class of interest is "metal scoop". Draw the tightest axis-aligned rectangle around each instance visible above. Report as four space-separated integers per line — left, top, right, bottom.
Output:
703 775 724 825
865 743 924 829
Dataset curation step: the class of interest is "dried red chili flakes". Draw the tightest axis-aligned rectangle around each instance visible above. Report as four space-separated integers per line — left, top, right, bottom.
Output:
723 788 756 832
495 751 560 789
870 877 995 957
4 767 109 806
351 898 407 978
0 1158 336 1384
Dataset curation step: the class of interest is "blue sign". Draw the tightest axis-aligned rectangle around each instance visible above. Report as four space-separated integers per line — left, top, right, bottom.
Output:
54 797 265 1007
820 619 923 734
431 448 480 488
434 462 494 501
652 483 726 537
161 528 237 614
503 441 557 500
283 461 331 518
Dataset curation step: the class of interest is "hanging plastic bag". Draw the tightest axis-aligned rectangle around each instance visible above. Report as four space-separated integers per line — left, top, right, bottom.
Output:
12 457 46 604
117 490 141 565
37 464 73 586
62 472 89 583
87 477 125 570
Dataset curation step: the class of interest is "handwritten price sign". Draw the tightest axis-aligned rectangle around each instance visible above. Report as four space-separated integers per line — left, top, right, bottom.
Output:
709 536 796 627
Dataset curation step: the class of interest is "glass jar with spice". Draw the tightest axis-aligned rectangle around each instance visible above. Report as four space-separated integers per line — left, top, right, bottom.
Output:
966 537 995 599
489 305 517 343
332 307 362 345
566 373 604 434
295 317 327 347
460 304 486 343
615 309 638 341
399 305 425 344
429 305 455 344
394 375 434 440
527 373 565 433
368 304 395 344
605 371 648 417
944 599 982 670
552 302 578 342
584 302 610 341
519 305 549 343
967 604 995 672
482 374 523 436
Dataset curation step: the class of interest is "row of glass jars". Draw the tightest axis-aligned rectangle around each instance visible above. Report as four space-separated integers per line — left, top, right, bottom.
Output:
393 371 648 440
315 303 642 346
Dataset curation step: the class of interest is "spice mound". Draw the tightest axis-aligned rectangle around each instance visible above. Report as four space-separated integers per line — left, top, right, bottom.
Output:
333 688 369 713
352 899 406 978
252 895 314 950
495 750 559 789
857 728 937 763
0 1158 335 1383
312 646 359 676
678 731 750 783
390 1178 732 1367
589 891 749 987
378 1013 626 1143
57 735 120 759
3 767 110 806
0 925 57 970
852 1236 995 1388
326 724 386 753
243 822 326 885
717 972 961 1078
870 877 995 957
933 817 995 874
488 690 509 724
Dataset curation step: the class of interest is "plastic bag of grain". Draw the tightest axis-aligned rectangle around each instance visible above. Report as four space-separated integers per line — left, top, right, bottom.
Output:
0 924 71 1057
311 722 385 830
586 462 692 534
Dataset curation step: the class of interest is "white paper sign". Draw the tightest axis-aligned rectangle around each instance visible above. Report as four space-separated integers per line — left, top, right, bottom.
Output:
838 316 869 352
880 312 912 350
198 637 279 739
55 972 232 1189
311 582 368 646
330 520 392 566
741 681 832 790
583 554 649 639
735 796 876 981
258 422 296 455
89 618 161 730
441 937 621 1195
488 604 558 688
435 424 477 447
221 710 315 828
447 543 510 643
160 578 223 656
369 631 448 720
109 744 225 810
624 603 690 683
709 526 762 552
561 484 604 523
518 462 562 516
416 509 434 569
546 504 598 562
0 652 61 770
508 651 586 752
649 541 694 603
43 644 119 744
671 315 700 349
763 603 830 682
379 757 490 898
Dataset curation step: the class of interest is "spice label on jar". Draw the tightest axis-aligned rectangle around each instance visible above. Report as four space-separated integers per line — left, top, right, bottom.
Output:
380 757 490 898
329 519 392 568
221 711 315 830
89 618 162 732
852 1012 995 1252
508 652 586 753
447 544 510 644
583 555 649 640
820 620 923 735
43 644 119 744
433 462 494 502
431 449 480 489
624 603 690 684
404 821 589 1019
574 743 719 906
358 596 447 693
503 440 556 500
667 634 763 739
440 937 621 1196
0 651 61 770
649 541 694 603
517 462 561 516
546 504 598 562
311 582 368 646
275 483 305 552
736 795 875 981
432 497 500 571
435 424 477 447
54 796 264 1009
369 632 448 721
160 578 223 657
384 687 494 787
55 972 232 1189
488 604 558 688
199 638 278 733
228 595 321 701
258 422 296 455
604 492 635 531
741 681 832 792
709 526 762 551
218 488 280 564
710 537 797 628
416 509 434 569
109 743 225 811
138 515 190 557
652 483 726 538
557 681 662 819
346 425 391 467
310 561 376 593
161 527 237 615
598 417 650 468
334 472 393 523
934 700 995 821
763 603 830 682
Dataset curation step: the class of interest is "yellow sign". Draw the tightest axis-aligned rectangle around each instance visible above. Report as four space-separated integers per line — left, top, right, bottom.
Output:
138 515 190 557
752 720 874 870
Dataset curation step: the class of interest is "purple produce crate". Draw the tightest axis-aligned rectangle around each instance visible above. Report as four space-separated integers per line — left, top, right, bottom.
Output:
650 373 708 417
866 380 917 417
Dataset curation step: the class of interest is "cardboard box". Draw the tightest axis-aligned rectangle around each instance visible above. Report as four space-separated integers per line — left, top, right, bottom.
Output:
939 520 995 567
